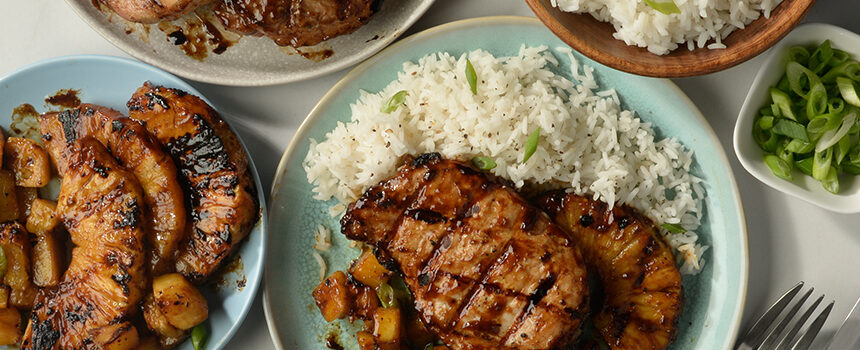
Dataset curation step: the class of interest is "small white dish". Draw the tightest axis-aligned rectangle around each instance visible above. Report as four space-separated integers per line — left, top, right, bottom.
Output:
733 23 860 213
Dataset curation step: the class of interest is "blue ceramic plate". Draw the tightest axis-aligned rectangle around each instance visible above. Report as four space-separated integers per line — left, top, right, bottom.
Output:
265 16 748 350
0 55 267 350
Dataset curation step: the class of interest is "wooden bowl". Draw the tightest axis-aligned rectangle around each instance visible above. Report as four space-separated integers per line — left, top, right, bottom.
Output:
525 0 817 77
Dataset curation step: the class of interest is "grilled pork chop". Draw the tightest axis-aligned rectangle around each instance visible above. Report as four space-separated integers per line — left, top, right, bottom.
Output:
40 104 187 275
341 154 590 349
213 0 376 47
127 82 258 282
22 139 147 349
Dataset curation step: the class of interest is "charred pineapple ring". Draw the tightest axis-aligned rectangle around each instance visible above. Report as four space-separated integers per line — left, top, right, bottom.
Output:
536 191 683 350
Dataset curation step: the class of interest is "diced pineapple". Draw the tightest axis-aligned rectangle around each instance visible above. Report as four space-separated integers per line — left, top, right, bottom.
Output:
152 273 208 330
0 171 19 222
0 222 38 309
373 307 401 343
3 137 50 188
32 231 64 287
142 294 185 339
15 187 37 221
26 199 59 235
0 308 21 345
313 271 352 322
349 251 392 288
356 331 375 350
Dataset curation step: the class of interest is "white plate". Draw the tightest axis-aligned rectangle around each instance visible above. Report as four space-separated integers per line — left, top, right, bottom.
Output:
733 23 860 213
64 0 435 86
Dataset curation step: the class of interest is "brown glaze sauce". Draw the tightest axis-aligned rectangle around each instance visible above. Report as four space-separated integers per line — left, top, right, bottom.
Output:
210 254 246 292
157 12 238 61
298 48 335 62
325 333 344 350
44 89 81 109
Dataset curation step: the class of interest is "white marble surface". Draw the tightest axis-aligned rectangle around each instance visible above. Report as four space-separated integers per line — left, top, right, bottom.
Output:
2 1 859 349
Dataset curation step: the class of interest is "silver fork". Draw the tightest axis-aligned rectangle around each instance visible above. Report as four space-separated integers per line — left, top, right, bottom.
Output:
736 282 834 350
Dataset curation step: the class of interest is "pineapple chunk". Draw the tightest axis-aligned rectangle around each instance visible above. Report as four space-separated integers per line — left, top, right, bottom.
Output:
349 251 392 288
26 199 59 235
0 171 19 222
373 307 401 343
313 271 352 322
0 308 21 345
3 137 50 188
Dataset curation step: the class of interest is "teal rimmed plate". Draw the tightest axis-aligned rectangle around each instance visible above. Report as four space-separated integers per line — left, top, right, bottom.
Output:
265 16 748 350
0 55 267 350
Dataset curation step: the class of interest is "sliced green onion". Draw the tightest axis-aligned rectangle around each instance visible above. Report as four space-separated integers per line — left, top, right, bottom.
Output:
807 113 842 134
843 163 860 175
770 88 799 121
0 246 6 280
829 97 845 114
829 49 852 68
381 90 408 113
522 127 541 163
776 75 792 94
376 283 397 308
759 106 774 117
835 134 853 164
191 323 207 350
643 0 681 14
771 119 809 141
807 82 829 118
758 116 774 130
786 139 814 154
808 40 833 73
661 223 686 234
822 166 839 194
471 156 497 170
753 122 779 153
822 61 860 82
465 59 478 95
777 140 794 164
764 154 793 181
787 46 810 66
837 77 860 107
787 62 822 100
816 110 857 153
813 148 833 180
795 157 814 176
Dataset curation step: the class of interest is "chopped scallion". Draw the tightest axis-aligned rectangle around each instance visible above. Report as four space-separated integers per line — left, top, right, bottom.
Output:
191 323 207 350
643 0 681 14
522 127 541 163
465 59 478 95
772 119 809 141
381 90 408 113
764 154 793 181
661 223 686 234
471 156 497 170
376 283 397 308
837 77 860 107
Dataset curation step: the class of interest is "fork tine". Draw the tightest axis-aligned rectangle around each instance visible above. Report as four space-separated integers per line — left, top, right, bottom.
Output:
760 288 814 348
742 281 805 347
775 295 824 349
790 301 834 350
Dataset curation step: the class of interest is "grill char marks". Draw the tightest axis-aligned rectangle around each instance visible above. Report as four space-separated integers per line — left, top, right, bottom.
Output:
213 0 376 48
128 82 259 282
535 191 684 350
341 154 590 349
22 139 147 349
40 104 187 275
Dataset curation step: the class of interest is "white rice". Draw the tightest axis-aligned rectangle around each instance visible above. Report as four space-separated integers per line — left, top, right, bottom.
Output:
303 46 707 274
550 0 781 55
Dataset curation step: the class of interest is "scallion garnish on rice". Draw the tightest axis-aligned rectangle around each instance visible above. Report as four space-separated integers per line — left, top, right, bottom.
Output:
381 90 408 113
465 58 478 95
471 156 496 170
661 223 686 234
522 127 541 163
643 0 680 15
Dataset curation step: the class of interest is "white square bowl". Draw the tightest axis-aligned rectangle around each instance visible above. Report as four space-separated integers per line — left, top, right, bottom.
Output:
734 23 860 213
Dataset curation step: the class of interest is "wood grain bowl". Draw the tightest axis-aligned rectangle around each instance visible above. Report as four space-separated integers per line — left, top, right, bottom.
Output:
526 0 817 77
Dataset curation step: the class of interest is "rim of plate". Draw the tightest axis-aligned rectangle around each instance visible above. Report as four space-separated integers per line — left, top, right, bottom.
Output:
62 0 436 86
263 15 749 350
0 54 268 350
